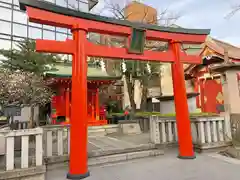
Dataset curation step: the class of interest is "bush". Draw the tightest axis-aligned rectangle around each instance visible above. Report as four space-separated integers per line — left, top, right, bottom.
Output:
108 111 218 118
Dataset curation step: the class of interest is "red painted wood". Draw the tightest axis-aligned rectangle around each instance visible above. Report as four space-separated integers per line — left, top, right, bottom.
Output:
37 39 202 64
194 79 200 108
69 26 88 175
201 79 223 113
171 41 195 158
199 79 205 112
95 88 100 121
65 88 70 123
36 39 75 54
86 41 202 64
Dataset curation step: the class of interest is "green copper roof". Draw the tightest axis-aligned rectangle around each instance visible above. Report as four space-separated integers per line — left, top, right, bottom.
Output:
182 44 202 55
19 0 210 35
45 65 121 81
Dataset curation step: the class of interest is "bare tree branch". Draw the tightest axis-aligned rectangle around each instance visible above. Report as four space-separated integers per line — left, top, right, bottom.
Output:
63 0 169 111
102 0 180 26
64 0 78 10
225 4 240 19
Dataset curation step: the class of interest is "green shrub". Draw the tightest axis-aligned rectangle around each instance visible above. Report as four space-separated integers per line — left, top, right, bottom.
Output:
108 111 218 118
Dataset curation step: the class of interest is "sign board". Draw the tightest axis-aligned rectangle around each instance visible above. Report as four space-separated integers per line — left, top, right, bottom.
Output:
3 106 22 117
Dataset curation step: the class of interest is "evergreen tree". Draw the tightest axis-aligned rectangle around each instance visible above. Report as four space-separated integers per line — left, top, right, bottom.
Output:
0 39 61 74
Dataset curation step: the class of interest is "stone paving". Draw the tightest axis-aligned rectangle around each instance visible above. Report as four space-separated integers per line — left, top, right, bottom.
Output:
88 133 151 152
0 133 152 170
47 151 240 180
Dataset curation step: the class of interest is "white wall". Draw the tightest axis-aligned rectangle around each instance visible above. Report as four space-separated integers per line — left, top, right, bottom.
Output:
160 96 197 114
13 106 39 123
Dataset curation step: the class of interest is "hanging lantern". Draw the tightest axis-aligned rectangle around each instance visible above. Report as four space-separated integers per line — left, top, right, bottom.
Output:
146 62 151 73
122 60 127 73
100 59 106 71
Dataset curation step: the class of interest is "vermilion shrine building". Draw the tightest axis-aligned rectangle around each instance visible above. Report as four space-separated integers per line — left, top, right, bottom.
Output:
45 64 121 126
185 37 240 114
20 0 210 179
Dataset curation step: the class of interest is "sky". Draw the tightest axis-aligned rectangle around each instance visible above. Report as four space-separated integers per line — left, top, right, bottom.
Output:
92 0 240 46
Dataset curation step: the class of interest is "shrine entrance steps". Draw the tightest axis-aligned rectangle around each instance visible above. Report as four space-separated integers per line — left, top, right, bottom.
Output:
46 132 164 170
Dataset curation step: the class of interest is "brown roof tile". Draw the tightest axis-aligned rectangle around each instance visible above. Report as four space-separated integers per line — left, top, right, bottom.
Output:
205 37 240 60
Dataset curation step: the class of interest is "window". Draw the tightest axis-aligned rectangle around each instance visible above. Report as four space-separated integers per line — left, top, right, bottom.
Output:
43 0 55 3
68 0 78 10
0 20 11 34
13 10 28 24
13 0 19 5
29 22 42 28
43 30 55 40
2 0 12 4
13 23 27 37
67 33 73 39
29 27 42 39
67 29 72 39
56 33 67 41
0 7 12 21
78 2 88 12
0 34 11 40
0 39 11 50
56 0 67 7
0 2 12 8
12 36 25 41
56 27 67 33
43 25 55 31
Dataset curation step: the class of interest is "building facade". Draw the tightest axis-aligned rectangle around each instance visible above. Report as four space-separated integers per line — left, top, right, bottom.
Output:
0 0 96 61
124 1 157 24
184 37 240 114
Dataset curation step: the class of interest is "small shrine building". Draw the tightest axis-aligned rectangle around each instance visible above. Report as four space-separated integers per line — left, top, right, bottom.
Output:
184 37 240 113
45 64 121 126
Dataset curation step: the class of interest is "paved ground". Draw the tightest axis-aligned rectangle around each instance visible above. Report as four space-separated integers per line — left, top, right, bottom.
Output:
88 133 151 152
46 151 240 180
0 133 152 170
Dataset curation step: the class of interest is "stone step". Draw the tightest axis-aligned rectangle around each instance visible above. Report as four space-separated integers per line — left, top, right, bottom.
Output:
45 148 164 170
88 129 106 137
88 125 120 137
88 149 164 166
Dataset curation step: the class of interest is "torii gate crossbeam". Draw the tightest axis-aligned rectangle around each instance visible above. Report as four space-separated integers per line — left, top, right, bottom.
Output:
19 0 210 179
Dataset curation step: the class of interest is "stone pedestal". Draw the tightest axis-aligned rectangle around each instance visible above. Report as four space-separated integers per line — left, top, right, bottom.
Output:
119 120 142 135
158 92 199 114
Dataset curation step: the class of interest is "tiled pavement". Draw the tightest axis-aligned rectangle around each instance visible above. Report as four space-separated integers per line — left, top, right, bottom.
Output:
47 151 240 180
88 133 151 152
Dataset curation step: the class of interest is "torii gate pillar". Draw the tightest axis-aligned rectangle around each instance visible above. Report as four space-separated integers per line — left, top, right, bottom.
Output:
171 41 195 159
67 25 89 179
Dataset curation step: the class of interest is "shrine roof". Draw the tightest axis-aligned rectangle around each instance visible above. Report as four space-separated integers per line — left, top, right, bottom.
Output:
19 0 210 35
45 65 121 81
202 36 240 60
184 36 240 76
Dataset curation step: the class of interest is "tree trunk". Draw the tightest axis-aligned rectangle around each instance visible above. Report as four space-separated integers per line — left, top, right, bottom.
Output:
159 72 162 96
140 77 149 111
125 73 136 119
28 105 35 129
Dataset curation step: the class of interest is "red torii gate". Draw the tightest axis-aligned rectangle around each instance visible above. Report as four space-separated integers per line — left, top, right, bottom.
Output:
20 0 210 179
